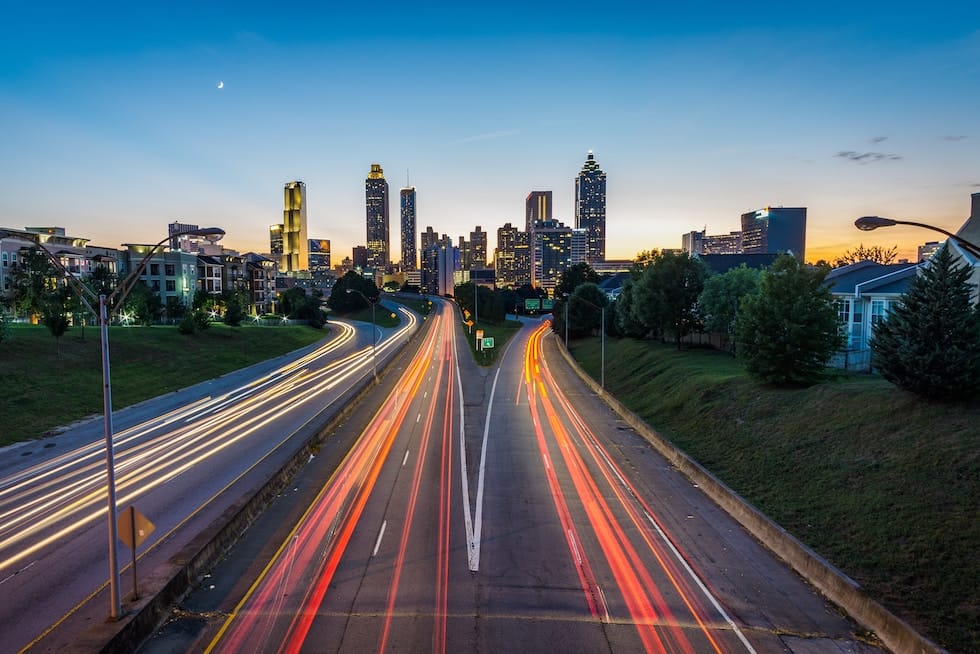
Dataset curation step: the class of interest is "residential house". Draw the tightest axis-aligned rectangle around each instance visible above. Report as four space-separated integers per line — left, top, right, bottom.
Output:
825 260 919 368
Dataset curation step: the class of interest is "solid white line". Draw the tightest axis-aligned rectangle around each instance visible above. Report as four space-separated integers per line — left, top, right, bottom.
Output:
470 364 501 571
643 515 758 653
372 520 387 557
402 450 410 467
568 528 582 565
453 330 476 570
597 584 611 624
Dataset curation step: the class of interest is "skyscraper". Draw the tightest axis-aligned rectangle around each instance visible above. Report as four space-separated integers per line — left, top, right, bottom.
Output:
495 223 518 288
269 224 284 267
282 181 308 273
365 164 390 269
400 186 417 270
525 191 553 232
532 219 573 295
470 226 487 269
421 225 438 254
458 235 471 270
575 151 607 263
740 207 807 259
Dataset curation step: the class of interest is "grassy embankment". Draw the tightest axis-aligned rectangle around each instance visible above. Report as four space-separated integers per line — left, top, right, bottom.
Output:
569 335 979 654
1 324 328 446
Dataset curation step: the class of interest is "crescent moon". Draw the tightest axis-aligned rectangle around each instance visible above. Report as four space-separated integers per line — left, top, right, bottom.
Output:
217 81 224 89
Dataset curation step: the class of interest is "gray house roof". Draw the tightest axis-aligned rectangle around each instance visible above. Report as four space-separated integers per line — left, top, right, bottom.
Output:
825 260 919 297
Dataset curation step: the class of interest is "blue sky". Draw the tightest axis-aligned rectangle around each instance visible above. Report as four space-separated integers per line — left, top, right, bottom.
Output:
1 1 978 263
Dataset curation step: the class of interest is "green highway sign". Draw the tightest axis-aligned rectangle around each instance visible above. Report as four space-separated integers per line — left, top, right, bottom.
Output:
482 337 495 349
542 298 555 310
524 298 541 310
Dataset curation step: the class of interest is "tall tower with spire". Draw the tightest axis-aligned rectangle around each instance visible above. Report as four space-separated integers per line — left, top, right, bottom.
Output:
575 151 606 263
365 164 390 269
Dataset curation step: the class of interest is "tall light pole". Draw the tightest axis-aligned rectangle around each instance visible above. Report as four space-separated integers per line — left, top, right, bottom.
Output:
855 215 980 258
568 294 606 391
346 288 378 382
0 226 224 620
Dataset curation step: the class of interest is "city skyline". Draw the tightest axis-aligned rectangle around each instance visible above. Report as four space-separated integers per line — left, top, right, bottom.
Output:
1 2 978 265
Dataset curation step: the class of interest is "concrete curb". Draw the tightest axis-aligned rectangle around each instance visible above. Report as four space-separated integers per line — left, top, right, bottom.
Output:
553 334 944 654
74 313 432 654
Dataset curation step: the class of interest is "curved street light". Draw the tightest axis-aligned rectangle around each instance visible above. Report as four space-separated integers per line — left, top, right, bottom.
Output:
0 225 224 620
855 216 980 259
346 288 378 382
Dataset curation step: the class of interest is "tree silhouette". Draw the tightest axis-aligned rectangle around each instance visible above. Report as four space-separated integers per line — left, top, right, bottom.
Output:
870 247 980 400
735 255 842 385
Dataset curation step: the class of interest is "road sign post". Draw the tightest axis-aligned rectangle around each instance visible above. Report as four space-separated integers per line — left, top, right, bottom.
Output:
118 506 155 601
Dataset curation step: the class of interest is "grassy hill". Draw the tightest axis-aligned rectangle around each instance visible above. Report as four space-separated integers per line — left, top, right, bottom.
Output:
569 335 979 653
0 323 327 446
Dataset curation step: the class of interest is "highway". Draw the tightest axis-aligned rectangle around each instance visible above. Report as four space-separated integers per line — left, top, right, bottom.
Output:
0 305 417 654
193 305 882 653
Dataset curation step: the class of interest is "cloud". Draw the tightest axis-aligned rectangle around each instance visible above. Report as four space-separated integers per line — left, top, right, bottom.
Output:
869 136 888 144
453 129 519 144
944 135 967 141
835 151 903 164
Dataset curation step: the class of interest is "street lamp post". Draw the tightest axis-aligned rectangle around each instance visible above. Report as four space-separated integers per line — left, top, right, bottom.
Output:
346 288 378 382
855 215 980 259
0 226 224 620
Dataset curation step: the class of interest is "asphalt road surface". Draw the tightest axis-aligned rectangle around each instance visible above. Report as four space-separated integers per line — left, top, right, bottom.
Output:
0 305 416 654
157 304 883 654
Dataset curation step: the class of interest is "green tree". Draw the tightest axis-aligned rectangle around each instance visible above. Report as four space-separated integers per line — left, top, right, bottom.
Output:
632 251 708 348
555 262 600 298
455 284 506 325
0 309 9 344
192 288 215 311
834 243 899 267
41 287 70 354
165 296 186 323
85 263 116 298
735 255 843 385
327 271 379 314
8 247 56 319
698 265 760 350
223 293 244 326
280 288 326 327
192 309 211 331
498 288 521 317
178 311 197 335
870 247 980 400
121 281 162 325
566 283 608 338
613 279 646 338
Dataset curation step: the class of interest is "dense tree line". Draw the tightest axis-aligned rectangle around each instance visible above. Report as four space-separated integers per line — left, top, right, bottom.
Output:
549 248 978 397
552 253 845 386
